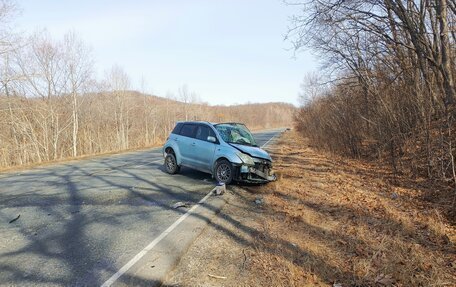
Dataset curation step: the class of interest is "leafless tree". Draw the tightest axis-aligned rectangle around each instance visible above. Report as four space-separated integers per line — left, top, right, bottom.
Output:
62 31 93 157
104 65 131 150
289 0 456 183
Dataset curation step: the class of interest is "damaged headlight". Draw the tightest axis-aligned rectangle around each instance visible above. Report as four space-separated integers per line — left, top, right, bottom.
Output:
237 152 255 165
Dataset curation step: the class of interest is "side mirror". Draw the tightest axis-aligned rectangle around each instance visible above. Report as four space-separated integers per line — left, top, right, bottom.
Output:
207 136 217 143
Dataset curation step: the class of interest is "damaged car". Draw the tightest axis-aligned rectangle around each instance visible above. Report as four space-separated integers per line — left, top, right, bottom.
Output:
162 121 276 184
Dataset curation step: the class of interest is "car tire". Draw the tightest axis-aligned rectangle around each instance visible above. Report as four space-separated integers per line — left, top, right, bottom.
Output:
214 159 234 185
165 153 180 174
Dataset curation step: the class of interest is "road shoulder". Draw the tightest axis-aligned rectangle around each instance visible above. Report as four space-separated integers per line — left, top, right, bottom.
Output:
163 131 456 286
163 186 266 287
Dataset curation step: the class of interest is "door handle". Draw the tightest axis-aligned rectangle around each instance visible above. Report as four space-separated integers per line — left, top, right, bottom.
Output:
191 142 196 146
174 138 178 141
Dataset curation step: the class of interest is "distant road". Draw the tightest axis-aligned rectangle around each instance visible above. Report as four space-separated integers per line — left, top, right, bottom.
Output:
0 129 284 286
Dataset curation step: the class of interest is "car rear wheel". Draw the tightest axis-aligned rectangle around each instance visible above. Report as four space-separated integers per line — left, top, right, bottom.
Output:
165 153 180 174
214 159 234 184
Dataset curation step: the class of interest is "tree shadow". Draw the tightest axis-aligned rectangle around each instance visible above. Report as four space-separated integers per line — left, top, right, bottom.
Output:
0 141 391 286
0 155 216 286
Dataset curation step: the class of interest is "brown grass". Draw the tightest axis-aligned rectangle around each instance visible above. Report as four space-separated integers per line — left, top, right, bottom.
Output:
244 131 456 286
165 131 455 287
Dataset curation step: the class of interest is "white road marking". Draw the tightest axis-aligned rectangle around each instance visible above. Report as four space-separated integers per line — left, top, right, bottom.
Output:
101 131 280 287
100 189 214 287
261 130 282 148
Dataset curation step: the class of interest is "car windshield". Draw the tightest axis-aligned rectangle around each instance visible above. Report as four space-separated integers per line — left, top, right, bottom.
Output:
214 123 258 146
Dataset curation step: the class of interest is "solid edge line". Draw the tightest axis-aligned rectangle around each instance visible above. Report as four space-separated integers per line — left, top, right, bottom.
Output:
101 130 280 287
100 189 214 287
261 129 282 148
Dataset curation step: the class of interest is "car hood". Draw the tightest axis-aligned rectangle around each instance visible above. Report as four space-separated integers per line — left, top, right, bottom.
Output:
230 144 272 161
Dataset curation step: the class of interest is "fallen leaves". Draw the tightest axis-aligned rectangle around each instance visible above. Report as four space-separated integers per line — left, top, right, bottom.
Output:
374 273 394 286
164 131 456 287
251 131 455 286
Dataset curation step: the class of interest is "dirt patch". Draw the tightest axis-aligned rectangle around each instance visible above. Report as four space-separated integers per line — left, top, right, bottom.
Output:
164 131 456 286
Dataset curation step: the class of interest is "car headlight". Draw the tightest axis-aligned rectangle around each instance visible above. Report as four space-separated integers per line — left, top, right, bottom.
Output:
237 152 255 165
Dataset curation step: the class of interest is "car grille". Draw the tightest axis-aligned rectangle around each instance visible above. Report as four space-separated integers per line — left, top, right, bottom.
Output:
254 159 272 174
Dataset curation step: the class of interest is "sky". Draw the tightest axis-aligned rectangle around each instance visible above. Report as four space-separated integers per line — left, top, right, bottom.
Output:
16 0 317 106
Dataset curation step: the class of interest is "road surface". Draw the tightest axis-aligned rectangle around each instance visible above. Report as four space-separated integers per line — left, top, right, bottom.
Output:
0 129 283 286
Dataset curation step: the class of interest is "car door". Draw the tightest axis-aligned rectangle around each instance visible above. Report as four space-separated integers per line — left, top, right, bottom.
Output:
177 124 197 166
193 124 217 172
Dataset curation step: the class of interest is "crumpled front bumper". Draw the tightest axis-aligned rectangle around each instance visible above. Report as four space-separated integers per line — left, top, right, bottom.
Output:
235 161 277 183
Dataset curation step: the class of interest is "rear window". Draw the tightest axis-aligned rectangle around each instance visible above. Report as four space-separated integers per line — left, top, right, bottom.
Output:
171 123 183 134
179 124 197 138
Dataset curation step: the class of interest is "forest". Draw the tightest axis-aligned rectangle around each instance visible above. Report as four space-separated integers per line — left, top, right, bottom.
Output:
290 0 456 187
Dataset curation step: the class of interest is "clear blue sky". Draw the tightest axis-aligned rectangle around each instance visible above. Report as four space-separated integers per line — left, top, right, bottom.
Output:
16 0 317 106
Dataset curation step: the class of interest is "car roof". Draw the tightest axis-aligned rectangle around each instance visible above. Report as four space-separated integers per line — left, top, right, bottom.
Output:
175 121 247 126
175 121 214 125
214 122 246 126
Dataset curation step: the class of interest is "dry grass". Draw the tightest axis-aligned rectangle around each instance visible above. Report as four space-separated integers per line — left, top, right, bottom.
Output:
165 131 455 287
245 131 456 286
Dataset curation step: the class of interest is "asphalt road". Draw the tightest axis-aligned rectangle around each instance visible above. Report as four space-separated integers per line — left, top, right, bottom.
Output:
0 129 283 287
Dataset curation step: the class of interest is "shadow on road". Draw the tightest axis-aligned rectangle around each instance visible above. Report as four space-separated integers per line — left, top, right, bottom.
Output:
0 132 312 286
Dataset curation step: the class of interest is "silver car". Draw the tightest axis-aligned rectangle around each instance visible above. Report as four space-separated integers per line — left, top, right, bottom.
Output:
162 121 276 184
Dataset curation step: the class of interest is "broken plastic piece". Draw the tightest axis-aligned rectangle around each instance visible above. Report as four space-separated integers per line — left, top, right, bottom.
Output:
214 182 226 195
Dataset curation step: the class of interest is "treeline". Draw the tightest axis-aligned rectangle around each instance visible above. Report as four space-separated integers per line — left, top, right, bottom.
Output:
0 90 294 168
0 2 294 169
289 0 456 182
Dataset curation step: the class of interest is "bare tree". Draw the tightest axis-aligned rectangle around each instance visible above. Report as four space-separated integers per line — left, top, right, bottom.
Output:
178 84 190 121
288 0 456 182
104 65 131 150
62 31 93 157
15 31 69 160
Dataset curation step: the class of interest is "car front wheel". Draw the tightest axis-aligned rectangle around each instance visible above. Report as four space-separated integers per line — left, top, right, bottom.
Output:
214 159 234 184
165 153 180 174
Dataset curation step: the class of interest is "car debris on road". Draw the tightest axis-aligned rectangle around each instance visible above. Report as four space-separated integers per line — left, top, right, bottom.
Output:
8 214 20 224
172 202 190 209
213 182 226 195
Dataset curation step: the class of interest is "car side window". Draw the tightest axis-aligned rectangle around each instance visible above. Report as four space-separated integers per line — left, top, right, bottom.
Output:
195 125 218 143
208 127 216 138
195 125 210 141
180 124 197 138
